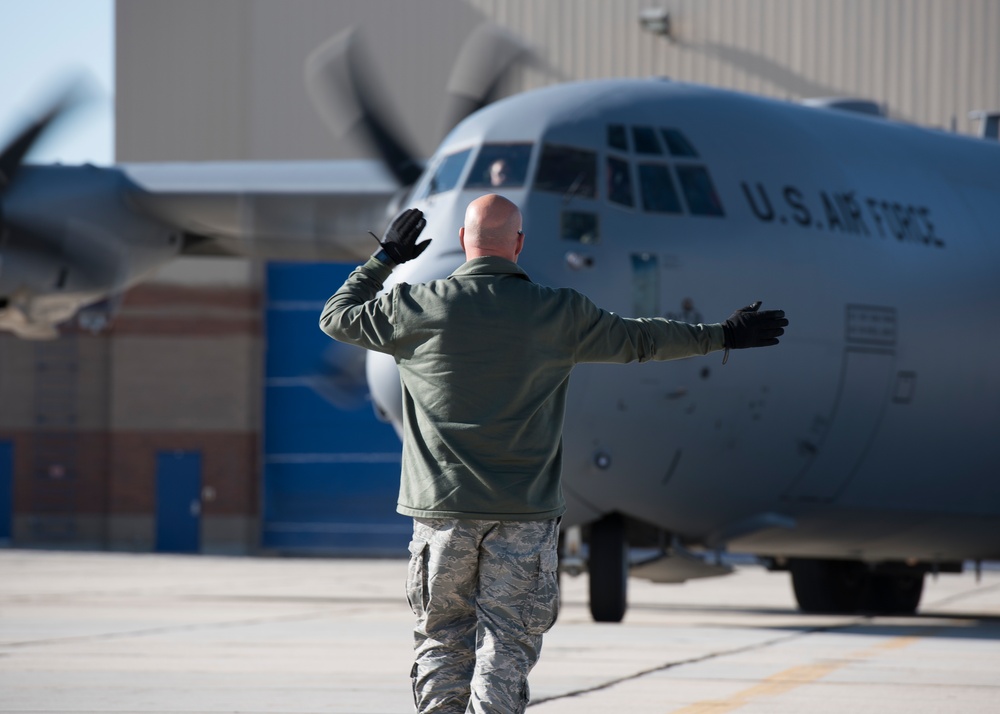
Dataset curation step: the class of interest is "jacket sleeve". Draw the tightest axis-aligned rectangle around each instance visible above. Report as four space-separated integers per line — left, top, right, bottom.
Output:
319 257 397 354
568 291 725 364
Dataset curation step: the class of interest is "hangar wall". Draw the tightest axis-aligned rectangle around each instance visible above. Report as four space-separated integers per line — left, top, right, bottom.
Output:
115 0 1000 166
114 0 489 162
468 0 1000 134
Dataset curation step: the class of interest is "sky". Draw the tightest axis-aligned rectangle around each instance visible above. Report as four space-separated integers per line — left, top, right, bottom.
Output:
0 0 114 165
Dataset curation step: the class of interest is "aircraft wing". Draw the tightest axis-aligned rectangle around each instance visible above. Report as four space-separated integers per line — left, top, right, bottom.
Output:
122 159 403 262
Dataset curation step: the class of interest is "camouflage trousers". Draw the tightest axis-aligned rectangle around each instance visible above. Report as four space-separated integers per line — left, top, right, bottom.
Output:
406 517 561 714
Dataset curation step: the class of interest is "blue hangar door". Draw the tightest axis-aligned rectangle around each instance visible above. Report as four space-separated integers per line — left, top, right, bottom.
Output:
263 262 409 555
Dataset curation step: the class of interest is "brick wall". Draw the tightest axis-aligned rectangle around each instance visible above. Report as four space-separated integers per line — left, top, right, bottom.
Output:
0 271 263 553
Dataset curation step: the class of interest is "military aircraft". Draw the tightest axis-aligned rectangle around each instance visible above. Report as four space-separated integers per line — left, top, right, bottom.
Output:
3 25 999 622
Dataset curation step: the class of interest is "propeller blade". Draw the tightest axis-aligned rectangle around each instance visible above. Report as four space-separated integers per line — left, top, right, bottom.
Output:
439 23 541 138
0 81 88 191
304 27 423 187
0 106 63 190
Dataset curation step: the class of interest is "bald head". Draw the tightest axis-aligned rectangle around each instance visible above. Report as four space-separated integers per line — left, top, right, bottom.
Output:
459 194 524 262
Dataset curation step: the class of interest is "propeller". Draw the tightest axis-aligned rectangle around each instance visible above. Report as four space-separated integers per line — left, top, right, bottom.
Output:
1 110 57 190
0 79 96 245
0 79 94 190
0 85 77 289
438 23 541 141
0 80 132 337
304 26 424 187
303 22 545 190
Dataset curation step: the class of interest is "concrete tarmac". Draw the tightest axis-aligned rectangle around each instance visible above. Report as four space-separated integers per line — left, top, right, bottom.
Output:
1 550 998 713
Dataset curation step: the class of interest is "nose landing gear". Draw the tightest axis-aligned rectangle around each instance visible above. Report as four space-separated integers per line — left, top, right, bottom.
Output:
588 512 629 622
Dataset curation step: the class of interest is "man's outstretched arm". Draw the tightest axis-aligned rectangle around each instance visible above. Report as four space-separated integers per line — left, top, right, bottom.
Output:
319 208 429 352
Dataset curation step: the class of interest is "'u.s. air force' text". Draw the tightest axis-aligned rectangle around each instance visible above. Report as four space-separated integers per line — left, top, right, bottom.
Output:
740 182 944 248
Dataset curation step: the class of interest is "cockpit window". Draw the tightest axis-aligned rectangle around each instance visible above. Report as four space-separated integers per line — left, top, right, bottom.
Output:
676 165 725 216
535 144 597 199
465 143 533 189
638 163 682 213
424 148 472 197
607 124 629 151
661 129 699 157
632 126 663 154
606 156 634 207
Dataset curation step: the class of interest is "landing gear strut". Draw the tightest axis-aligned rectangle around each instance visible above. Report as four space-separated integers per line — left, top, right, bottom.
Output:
588 513 629 622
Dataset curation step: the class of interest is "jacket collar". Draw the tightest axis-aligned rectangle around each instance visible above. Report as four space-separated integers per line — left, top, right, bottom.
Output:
450 256 532 281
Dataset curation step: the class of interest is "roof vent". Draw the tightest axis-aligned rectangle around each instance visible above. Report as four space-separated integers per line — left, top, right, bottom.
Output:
968 110 1000 140
801 97 885 118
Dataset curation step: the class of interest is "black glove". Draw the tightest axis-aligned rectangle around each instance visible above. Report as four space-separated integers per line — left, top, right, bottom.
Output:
722 301 788 349
372 208 429 266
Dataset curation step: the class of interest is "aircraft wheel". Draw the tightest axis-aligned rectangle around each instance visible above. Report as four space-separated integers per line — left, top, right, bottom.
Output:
789 558 866 614
588 513 628 622
790 559 925 615
862 572 924 614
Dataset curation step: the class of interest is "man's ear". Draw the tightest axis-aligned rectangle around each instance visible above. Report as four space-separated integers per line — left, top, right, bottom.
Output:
514 232 524 258
459 226 466 252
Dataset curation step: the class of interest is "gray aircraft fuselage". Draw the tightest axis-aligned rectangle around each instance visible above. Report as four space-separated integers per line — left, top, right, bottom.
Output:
370 79 1000 565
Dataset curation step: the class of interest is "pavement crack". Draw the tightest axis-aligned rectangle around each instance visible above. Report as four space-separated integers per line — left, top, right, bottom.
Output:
531 576 1000 708
529 622 859 707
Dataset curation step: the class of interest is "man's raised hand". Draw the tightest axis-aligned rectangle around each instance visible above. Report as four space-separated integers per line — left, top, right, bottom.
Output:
376 208 430 265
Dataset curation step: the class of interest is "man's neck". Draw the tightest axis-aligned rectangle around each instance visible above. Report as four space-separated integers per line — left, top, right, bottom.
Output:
465 250 517 262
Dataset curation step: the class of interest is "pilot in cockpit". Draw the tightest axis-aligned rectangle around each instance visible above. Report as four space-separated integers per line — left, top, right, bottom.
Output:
463 144 532 190
488 157 509 186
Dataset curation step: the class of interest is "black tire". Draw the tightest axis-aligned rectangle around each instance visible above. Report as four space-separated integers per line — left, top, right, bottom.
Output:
588 513 628 622
789 558 867 614
862 572 924 614
790 559 925 615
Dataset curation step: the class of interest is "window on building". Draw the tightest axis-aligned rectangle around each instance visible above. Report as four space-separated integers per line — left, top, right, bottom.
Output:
535 144 597 199
465 143 533 188
638 163 682 213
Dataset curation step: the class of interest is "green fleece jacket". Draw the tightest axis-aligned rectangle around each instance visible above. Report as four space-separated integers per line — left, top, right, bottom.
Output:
320 256 725 521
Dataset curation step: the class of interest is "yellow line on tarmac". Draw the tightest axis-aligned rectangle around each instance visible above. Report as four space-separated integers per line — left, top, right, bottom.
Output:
668 634 923 714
